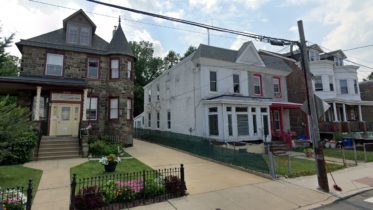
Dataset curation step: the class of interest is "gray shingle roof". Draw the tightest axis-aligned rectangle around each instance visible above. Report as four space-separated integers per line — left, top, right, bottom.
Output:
193 43 293 72
0 76 87 88
107 24 134 57
16 10 135 59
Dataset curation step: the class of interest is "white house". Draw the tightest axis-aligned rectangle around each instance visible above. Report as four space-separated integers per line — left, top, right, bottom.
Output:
139 42 304 142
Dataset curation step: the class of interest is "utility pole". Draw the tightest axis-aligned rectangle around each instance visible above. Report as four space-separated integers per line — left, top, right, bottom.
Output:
297 20 329 192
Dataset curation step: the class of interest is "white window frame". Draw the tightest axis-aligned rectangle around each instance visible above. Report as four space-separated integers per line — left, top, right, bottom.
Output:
109 98 119 119
148 89 152 103
340 80 348 94
329 75 334 91
87 58 99 79
210 71 217 92
167 111 171 129
156 84 160 101
233 74 240 93
157 112 160 128
273 77 281 97
314 76 323 91
110 59 119 79
45 53 64 76
253 74 262 96
127 61 132 79
126 98 132 120
208 107 219 136
148 112 151 127
354 80 358 94
86 97 98 120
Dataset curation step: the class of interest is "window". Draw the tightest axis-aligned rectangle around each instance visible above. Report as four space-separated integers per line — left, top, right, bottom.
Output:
273 110 280 130
61 107 71 120
127 61 132 79
273 77 281 97
67 25 78 44
227 107 233 136
46 53 63 76
340 80 348 94
253 74 262 95
148 89 152 103
208 107 219 136
334 56 343 66
167 111 171 129
109 98 119 119
110 59 119 79
236 107 249 136
148 113 151 127
233 74 240 93
354 80 358 94
157 112 160 128
126 98 132 120
329 76 334 91
156 84 160 101
314 76 323 91
87 58 99 79
86 97 98 120
309 50 320 61
142 116 144 125
210 71 217 92
252 109 257 135
80 27 90 46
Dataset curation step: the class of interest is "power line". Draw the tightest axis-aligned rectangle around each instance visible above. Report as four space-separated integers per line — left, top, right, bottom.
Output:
344 44 373 52
86 0 297 46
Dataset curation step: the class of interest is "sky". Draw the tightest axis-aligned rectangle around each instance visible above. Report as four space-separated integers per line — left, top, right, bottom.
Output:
0 0 372 81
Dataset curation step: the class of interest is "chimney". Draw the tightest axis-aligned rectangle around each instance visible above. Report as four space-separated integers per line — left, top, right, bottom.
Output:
112 26 117 38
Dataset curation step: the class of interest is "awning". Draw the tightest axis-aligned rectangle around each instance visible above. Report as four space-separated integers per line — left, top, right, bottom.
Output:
270 102 303 109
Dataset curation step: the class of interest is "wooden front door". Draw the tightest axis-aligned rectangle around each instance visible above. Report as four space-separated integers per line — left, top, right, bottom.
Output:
50 103 80 137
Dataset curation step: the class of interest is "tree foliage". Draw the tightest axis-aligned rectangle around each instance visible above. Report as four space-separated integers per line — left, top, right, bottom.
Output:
163 50 180 69
0 97 37 165
181 46 197 60
0 27 18 76
129 41 164 117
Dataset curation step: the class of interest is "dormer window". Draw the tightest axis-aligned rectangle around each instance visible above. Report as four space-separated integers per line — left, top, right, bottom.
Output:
334 56 343 66
67 23 91 46
309 50 320 61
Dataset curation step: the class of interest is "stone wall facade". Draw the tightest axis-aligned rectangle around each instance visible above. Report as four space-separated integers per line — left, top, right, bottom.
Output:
20 46 134 142
359 81 373 122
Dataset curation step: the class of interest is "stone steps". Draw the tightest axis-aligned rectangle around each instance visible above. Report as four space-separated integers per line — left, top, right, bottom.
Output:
36 136 81 160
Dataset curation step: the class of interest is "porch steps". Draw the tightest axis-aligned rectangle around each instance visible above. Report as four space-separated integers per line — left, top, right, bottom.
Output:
36 136 81 160
270 141 290 156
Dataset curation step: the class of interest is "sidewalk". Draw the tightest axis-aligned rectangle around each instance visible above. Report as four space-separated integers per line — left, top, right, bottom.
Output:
24 158 86 210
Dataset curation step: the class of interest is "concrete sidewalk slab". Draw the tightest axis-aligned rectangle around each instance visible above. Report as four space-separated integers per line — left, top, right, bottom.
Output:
127 139 268 195
24 158 87 210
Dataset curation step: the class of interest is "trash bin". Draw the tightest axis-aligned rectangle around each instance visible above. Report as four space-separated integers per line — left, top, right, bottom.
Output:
342 138 353 148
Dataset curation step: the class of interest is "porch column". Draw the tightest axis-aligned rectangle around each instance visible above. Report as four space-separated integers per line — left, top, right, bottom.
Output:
82 88 88 121
34 86 42 121
342 103 347 122
333 102 338 122
358 105 363 121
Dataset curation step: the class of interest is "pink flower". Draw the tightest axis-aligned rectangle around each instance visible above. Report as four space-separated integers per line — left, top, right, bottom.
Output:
116 178 144 193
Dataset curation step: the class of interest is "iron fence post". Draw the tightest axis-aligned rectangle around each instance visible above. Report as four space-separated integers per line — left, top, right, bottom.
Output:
363 143 367 162
26 179 32 210
180 164 185 195
69 174 76 210
142 170 146 203
353 139 358 165
267 143 276 179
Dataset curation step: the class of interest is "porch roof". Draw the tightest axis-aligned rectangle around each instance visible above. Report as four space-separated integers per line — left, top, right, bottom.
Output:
203 95 273 105
324 98 373 106
0 76 87 92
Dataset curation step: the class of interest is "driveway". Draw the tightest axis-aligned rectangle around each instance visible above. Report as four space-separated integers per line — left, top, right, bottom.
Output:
126 139 268 194
128 139 334 210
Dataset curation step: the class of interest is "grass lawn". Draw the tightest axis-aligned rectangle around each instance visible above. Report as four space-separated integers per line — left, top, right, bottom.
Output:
0 165 42 197
323 148 373 162
70 158 153 179
274 156 344 178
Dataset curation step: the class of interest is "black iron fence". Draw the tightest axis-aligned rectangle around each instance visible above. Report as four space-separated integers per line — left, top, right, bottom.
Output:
69 165 186 210
0 180 33 210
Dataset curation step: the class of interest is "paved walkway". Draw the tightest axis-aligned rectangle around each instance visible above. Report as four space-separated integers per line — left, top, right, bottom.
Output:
127 139 337 209
24 158 87 210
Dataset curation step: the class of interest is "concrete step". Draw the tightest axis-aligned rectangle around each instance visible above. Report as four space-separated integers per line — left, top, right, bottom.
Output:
39 141 79 147
38 150 80 156
37 154 81 160
39 145 79 150
39 147 80 153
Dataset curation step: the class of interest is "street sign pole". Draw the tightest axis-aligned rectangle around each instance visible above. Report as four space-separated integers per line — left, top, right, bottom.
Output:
297 20 329 192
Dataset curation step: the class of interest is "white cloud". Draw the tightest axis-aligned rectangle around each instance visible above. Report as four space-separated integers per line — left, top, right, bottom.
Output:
234 0 269 10
188 0 218 13
130 29 167 57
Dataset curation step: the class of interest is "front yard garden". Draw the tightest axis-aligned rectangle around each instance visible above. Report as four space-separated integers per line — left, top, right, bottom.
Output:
323 148 373 162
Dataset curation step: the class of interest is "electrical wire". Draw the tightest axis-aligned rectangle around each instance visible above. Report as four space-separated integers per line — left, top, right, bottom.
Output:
343 44 373 52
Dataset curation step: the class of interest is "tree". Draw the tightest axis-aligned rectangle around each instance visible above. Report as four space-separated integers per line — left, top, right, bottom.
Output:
163 50 180 69
0 27 18 76
181 46 197 60
129 41 164 117
367 72 373 80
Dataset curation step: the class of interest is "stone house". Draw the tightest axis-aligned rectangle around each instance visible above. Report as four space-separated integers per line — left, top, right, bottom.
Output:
359 80 373 129
0 10 135 158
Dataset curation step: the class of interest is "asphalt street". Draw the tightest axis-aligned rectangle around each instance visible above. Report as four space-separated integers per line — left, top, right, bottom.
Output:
315 189 373 210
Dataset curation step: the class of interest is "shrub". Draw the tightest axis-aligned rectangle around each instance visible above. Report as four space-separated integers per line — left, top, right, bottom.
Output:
142 177 166 198
116 186 135 202
164 175 186 196
74 186 104 210
0 97 37 165
3 202 24 210
89 140 120 156
102 180 117 204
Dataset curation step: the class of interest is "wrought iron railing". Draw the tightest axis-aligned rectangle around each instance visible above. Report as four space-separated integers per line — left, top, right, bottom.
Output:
0 180 33 210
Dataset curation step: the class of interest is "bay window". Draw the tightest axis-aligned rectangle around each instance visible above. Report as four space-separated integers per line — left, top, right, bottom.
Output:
110 59 119 79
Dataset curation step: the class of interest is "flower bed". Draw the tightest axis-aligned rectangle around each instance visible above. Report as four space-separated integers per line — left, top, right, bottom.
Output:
70 165 186 210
